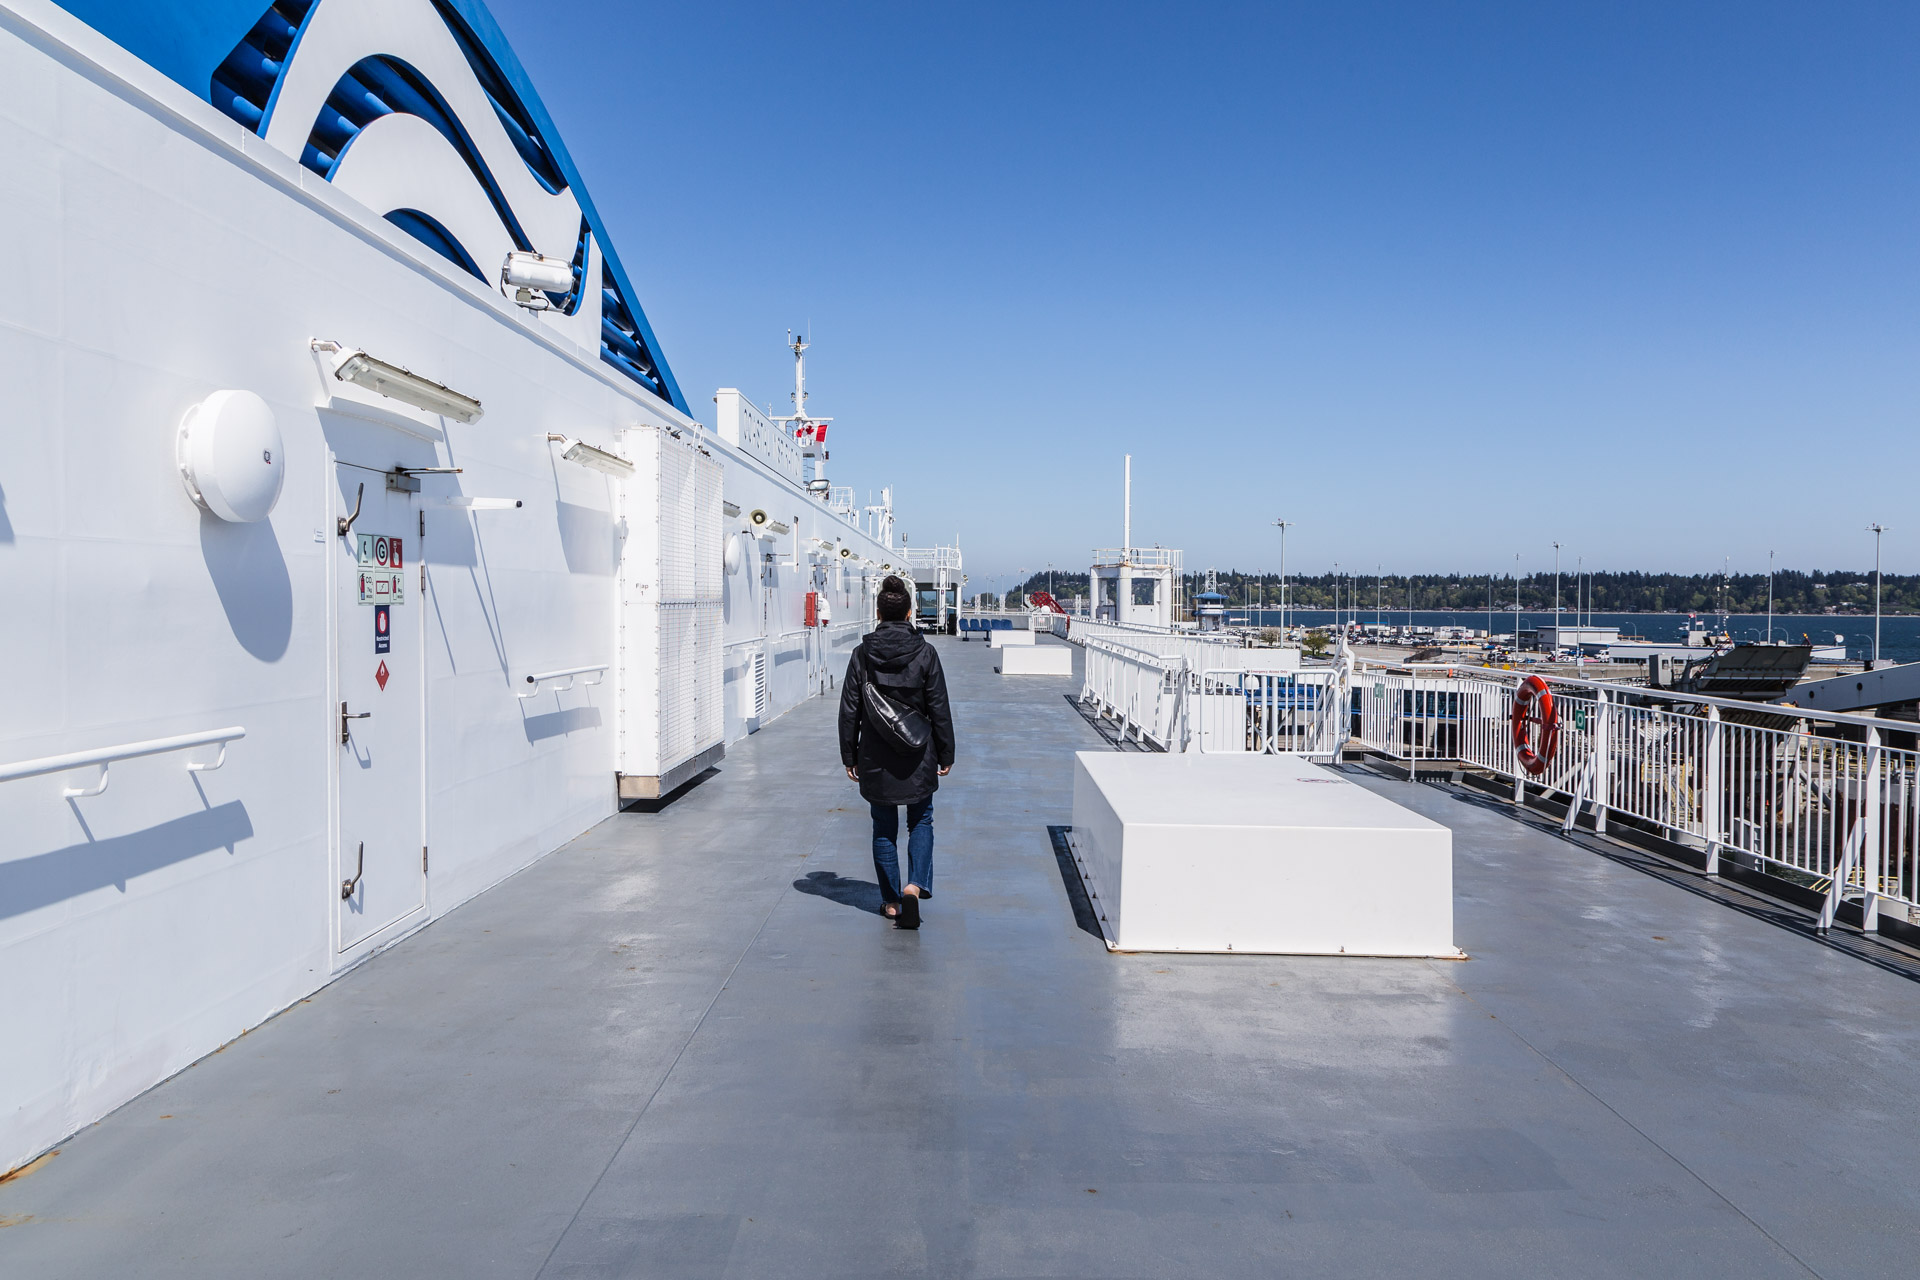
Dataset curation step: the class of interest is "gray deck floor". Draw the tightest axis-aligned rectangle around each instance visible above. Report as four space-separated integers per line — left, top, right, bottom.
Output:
5 637 1920 1278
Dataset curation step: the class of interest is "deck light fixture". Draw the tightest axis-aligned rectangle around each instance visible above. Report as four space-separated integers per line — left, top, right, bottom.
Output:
501 251 573 311
545 433 634 477
312 340 483 423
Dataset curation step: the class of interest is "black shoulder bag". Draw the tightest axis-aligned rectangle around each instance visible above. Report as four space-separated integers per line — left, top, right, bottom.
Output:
860 653 931 754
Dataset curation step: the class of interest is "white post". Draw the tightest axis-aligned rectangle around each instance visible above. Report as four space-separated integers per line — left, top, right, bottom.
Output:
1408 665 1418 783
1704 704 1723 876
1278 520 1290 638
1119 456 1133 627
1864 725 1883 934
1512 678 1525 806
1592 688 1609 834
1868 523 1885 668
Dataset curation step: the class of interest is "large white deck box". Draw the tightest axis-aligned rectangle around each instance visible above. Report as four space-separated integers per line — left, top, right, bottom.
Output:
1067 753 1458 956
1000 645 1073 675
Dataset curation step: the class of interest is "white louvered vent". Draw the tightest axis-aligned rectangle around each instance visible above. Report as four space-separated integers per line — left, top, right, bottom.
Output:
616 425 726 782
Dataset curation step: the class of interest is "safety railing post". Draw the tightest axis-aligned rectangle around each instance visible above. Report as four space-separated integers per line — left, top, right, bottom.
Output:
1408 667 1419 783
1513 681 1525 806
1593 688 1610 835
1864 725 1883 934
1704 704 1723 877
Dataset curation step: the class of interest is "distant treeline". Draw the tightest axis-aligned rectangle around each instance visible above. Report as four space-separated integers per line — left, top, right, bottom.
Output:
993 568 1916 615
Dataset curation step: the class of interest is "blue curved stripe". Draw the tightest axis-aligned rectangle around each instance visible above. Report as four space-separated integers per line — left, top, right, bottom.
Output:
315 57 533 246
49 0 688 414
384 209 486 281
432 0 687 413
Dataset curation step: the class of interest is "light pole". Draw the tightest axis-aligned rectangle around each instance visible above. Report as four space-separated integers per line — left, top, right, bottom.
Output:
1575 555 1582 638
1766 549 1774 644
1332 562 1340 633
1376 564 1382 633
1514 553 1521 640
1868 523 1887 668
1274 519 1292 637
1552 542 1562 646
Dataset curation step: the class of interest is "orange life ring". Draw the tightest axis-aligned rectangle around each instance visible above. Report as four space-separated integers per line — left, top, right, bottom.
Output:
1511 674 1558 776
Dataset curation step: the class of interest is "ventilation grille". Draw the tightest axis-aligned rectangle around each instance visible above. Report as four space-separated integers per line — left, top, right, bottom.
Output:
601 265 665 395
209 0 314 133
654 438 725 763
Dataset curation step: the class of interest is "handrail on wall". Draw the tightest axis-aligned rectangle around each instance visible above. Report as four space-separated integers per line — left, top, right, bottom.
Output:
519 664 609 699
0 727 247 798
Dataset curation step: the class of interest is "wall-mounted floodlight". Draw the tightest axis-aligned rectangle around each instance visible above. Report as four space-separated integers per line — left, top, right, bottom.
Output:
312 340 483 422
545 433 634 477
444 496 523 510
502 251 573 311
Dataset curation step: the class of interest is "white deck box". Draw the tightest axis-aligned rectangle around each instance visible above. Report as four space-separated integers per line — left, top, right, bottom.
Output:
989 628 1036 648
1067 753 1458 957
1000 645 1073 675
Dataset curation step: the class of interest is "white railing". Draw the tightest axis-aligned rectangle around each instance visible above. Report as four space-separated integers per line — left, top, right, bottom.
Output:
1068 619 1283 672
518 664 608 698
0 726 246 798
1341 656 1920 932
1080 640 1186 749
1072 620 1320 752
1196 669 1343 758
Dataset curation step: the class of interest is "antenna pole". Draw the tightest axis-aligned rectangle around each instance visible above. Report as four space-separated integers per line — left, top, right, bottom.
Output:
1118 455 1133 625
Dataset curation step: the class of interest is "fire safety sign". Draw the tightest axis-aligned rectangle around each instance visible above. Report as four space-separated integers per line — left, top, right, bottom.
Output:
357 569 406 605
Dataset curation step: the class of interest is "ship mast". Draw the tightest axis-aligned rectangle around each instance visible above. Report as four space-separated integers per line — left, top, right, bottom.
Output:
774 329 832 496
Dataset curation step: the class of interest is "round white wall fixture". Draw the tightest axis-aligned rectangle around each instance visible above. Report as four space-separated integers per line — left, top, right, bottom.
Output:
177 390 284 522
724 532 744 575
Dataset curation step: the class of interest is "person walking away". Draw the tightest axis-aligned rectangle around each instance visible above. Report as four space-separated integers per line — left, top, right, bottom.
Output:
840 576 956 929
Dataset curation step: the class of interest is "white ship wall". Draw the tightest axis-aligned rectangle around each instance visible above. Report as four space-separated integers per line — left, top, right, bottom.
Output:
0 2 891 1172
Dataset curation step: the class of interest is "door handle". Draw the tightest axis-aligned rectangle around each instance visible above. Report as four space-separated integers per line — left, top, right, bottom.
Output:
341 841 364 900
340 700 372 743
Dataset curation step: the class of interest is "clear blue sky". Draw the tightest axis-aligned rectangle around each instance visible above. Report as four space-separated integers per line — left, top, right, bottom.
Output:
489 0 1919 589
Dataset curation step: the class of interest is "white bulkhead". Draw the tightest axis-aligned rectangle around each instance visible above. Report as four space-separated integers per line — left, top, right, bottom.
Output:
0 1 896 1173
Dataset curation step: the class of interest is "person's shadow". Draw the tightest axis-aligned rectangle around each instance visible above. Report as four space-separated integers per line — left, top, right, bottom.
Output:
793 870 888 916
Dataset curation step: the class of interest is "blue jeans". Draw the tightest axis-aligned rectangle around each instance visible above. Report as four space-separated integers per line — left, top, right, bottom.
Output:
871 798 934 903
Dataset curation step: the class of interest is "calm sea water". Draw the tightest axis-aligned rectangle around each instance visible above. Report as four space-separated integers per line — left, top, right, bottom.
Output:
1229 610 1918 663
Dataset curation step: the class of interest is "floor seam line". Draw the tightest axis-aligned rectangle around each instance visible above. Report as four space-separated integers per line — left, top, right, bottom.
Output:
530 812 833 1279
1428 963 1829 1280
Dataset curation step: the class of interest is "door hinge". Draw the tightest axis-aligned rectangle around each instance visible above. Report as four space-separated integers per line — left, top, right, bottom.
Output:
422 845 429 874
419 509 425 537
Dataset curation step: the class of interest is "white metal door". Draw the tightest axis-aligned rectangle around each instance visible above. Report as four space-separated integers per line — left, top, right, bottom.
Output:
334 465 425 951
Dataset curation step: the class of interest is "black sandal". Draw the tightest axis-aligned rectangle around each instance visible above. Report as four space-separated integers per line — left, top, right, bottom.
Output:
896 894 921 930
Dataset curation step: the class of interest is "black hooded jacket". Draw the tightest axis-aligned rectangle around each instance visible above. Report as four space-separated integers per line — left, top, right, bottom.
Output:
839 622 956 804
